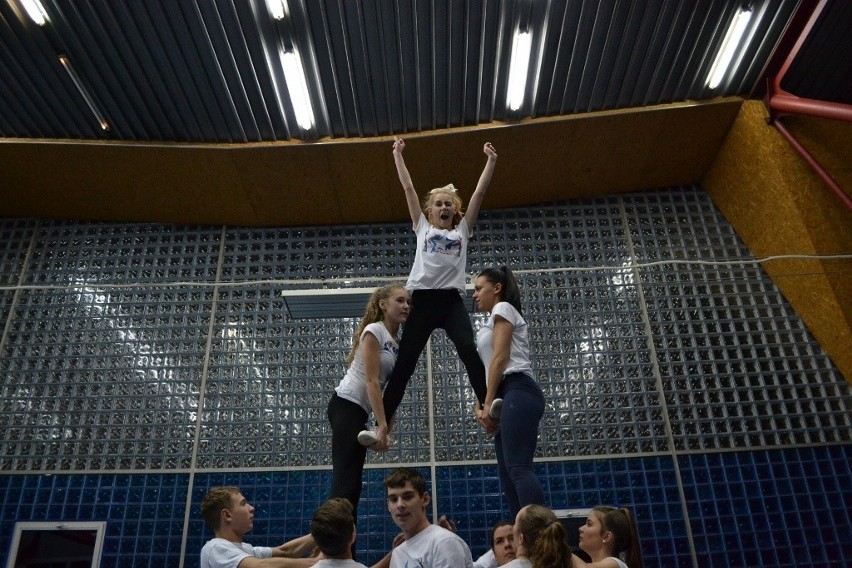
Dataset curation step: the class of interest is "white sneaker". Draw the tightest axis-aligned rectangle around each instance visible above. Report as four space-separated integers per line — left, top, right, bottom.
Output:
489 398 503 420
357 430 378 447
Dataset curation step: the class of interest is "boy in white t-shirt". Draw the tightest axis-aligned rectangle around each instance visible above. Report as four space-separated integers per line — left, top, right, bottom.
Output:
383 468 473 568
199 485 316 568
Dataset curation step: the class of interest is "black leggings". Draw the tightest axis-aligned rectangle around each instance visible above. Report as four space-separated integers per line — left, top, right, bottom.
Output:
327 393 368 522
382 289 487 420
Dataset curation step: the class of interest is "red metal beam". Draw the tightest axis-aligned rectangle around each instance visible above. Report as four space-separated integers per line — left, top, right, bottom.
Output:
752 0 821 100
772 119 852 210
764 0 851 209
768 90 852 123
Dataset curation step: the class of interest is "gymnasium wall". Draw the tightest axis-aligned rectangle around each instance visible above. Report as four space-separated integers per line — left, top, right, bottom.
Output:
0 186 849 567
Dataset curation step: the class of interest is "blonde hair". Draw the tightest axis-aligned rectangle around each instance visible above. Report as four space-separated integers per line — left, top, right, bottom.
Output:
347 283 406 366
516 505 571 568
423 184 464 227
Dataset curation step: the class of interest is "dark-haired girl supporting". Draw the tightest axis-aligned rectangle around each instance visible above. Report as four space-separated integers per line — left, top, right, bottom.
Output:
473 266 546 517
573 506 644 568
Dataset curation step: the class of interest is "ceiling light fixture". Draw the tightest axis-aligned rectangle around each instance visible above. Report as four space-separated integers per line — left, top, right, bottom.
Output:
280 49 315 130
706 7 753 89
19 0 49 25
507 29 532 111
59 55 110 131
265 0 288 20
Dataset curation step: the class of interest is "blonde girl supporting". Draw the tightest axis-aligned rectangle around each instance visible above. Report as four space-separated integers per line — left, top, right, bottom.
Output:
505 504 572 568
328 284 409 518
375 138 497 434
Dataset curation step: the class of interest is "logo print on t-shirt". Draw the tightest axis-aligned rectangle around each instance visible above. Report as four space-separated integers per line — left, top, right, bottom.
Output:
423 230 462 257
381 341 399 356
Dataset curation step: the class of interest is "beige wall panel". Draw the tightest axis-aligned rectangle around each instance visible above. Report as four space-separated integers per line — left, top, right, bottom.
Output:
703 100 852 382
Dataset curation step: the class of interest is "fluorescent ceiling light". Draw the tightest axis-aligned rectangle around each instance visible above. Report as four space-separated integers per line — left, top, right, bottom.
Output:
59 55 110 131
20 0 49 25
265 0 288 20
507 30 532 111
280 49 315 130
706 7 753 89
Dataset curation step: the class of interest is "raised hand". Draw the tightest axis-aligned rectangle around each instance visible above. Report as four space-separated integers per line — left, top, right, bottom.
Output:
483 141 497 160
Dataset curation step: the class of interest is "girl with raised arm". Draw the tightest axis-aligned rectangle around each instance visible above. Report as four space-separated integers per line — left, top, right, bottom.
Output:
360 139 497 445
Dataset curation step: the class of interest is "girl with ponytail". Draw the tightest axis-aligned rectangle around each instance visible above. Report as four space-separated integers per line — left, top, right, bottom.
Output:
572 506 644 568
505 504 572 568
327 284 409 521
473 266 546 516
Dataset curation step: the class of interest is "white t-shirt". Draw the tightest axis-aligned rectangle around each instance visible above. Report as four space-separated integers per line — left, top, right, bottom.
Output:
476 301 533 380
500 558 532 568
472 548 497 568
314 559 370 568
199 538 271 568
335 321 399 413
390 524 473 568
609 557 628 568
406 214 470 293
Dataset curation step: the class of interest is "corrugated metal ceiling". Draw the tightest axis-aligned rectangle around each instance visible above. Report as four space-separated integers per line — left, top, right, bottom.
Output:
779 0 852 105
0 0 807 144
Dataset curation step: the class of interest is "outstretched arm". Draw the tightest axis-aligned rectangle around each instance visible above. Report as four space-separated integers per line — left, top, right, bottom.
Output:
393 138 422 227
237 555 318 567
476 315 511 434
484 317 512 411
462 142 497 230
272 534 315 558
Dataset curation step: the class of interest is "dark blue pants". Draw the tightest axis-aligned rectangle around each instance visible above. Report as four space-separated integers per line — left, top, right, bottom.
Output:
382 289 487 420
495 372 546 517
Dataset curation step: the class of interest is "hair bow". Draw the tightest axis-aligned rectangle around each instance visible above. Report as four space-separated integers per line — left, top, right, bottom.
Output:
428 183 457 194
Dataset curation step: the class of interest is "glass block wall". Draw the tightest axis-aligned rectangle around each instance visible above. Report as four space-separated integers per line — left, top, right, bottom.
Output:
0 186 849 567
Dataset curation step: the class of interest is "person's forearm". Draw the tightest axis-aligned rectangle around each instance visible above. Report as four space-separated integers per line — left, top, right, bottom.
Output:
465 155 496 225
394 152 414 188
394 153 421 224
273 534 315 558
366 376 388 431
485 354 508 406
243 556 317 567
475 157 497 194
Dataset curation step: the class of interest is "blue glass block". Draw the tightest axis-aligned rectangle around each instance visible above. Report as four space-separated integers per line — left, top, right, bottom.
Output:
102 535 120 554
708 551 732 566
